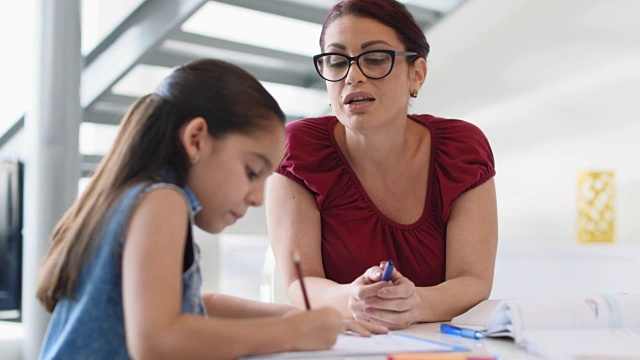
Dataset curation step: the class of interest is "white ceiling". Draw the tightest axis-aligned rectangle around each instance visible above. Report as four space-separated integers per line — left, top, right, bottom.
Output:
79 0 467 131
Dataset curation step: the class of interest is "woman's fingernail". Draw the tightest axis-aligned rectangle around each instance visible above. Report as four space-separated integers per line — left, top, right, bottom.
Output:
374 271 381 277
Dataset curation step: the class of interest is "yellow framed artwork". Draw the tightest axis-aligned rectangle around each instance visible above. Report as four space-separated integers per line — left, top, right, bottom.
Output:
576 171 615 243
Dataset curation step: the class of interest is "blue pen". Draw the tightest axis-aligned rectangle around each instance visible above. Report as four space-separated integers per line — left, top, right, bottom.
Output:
381 260 395 282
440 323 484 339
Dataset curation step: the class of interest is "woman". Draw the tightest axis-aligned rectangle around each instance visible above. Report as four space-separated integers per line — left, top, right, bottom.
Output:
266 0 498 330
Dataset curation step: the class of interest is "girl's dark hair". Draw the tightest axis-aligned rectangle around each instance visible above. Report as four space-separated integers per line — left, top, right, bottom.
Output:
129 58 286 186
37 58 285 312
320 0 430 61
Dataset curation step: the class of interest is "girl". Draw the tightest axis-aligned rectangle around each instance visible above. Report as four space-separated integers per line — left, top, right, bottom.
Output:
36 58 385 359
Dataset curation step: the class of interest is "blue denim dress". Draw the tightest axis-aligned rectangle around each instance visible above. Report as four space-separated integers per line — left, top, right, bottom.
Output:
39 181 207 359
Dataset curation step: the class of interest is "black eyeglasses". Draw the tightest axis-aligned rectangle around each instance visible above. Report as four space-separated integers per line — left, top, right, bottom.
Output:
313 50 417 82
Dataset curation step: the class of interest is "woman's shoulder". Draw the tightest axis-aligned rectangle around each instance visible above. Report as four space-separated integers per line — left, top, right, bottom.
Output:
282 115 338 160
412 114 491 151
413 114 495 221
285 115 335 140
411 114 486 136
277 116 345 198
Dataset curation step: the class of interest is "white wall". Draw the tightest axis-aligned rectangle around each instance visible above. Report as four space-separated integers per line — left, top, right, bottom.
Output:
196 206 271 300
414 0 640 247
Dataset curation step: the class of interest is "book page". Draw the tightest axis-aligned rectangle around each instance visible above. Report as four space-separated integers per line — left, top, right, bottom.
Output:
451 299 504 328
242 333 467 359
519 328 640 360
451 299 513 336
509 293 640 336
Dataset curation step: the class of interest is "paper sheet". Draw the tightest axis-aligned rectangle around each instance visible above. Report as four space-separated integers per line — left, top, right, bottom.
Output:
243 333 467 359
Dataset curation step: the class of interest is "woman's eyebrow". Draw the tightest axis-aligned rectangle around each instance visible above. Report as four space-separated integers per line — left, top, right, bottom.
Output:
361 40 392 49
326 42 346 50
325 40 393 51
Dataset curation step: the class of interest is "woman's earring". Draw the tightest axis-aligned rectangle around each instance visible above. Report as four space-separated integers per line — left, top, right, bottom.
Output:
190 153 200 165
410 90 419 98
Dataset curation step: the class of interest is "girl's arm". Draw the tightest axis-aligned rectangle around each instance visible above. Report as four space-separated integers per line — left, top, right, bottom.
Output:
122 187 344 360
202 291 388 336
202 292 299 318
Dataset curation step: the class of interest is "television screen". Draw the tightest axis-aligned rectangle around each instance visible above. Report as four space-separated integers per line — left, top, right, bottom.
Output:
0 159 23 318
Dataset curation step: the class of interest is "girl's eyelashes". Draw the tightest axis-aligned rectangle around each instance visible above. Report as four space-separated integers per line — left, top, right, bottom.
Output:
246 167 259 181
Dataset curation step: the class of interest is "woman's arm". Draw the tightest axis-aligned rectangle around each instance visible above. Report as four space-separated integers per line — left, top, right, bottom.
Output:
122 187 344 359
421 177 498 320
265 174 354 316
363 178 498 328
266 173 497 329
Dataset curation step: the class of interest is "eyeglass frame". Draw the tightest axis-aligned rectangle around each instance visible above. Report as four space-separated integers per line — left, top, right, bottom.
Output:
312 49 418 82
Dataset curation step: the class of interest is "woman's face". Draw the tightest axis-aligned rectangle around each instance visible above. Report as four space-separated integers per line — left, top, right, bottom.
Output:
321 15 423 132
186 118 285 234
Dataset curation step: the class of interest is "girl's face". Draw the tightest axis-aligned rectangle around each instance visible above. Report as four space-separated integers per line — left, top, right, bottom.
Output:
185 118 285 234
322 15 425 132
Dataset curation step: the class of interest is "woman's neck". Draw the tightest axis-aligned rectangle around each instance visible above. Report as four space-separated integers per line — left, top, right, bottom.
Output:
336 116 421 174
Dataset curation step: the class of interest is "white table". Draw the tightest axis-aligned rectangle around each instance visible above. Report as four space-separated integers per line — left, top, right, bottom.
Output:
393 323 545 360
246 323 547 360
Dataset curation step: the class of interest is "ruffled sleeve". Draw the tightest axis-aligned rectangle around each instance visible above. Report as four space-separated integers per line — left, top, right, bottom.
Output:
276 116 344 208
431 117 495 222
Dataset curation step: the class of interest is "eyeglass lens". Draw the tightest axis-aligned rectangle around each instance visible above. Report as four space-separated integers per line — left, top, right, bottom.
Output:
316 51 394 81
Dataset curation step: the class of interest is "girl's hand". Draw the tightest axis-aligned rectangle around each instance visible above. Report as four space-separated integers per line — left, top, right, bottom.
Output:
286 307 344 351
362 269 422 330
280 305 305 317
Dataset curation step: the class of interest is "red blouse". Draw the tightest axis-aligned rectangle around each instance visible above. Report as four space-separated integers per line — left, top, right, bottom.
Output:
276 115 495 287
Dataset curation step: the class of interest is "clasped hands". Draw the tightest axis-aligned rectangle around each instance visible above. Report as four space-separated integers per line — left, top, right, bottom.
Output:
348 261 422 330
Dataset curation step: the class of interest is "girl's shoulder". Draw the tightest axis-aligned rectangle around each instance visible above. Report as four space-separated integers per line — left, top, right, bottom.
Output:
125 180 195 206
109 181 198 230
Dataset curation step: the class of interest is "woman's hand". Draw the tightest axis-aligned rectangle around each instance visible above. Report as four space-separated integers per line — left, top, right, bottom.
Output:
347 263 392 322
363 267 423 330
348 262 422 330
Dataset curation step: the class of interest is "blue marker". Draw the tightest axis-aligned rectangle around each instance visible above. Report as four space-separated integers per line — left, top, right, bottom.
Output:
381 260 395 282
440 323 485 339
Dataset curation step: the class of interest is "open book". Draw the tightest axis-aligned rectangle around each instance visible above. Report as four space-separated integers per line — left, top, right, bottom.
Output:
451 293 640 359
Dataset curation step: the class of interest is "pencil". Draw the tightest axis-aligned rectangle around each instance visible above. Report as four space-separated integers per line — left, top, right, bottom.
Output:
292 250 311 310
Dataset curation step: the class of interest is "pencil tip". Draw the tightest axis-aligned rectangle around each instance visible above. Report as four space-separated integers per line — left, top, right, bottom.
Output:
292 250 301 262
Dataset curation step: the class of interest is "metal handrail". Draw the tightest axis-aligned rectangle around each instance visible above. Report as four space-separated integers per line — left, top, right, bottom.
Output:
0 116 25 151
